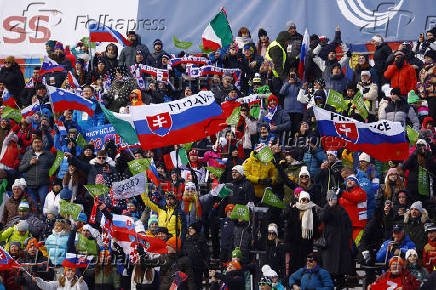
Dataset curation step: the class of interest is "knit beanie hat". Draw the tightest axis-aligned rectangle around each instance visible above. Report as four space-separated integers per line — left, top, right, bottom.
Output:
18 200 30 212
267 223 278 236
346 174 359 185
388 256 404 267
232 165 244 176
298 191 311 202
16 220 29 232
232 247 242 259
148 215 159 227
410 201 423 213
405 249 418 261
407 90 420 104
326 190 337 201
299 166 310 178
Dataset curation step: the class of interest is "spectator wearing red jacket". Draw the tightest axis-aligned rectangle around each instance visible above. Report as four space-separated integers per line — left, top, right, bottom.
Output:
370 256 421 289
339 174 367 245
384 51 417 95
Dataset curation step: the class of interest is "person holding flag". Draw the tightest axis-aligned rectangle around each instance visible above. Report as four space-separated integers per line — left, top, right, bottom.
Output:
259 94 291 144
33 265 89 290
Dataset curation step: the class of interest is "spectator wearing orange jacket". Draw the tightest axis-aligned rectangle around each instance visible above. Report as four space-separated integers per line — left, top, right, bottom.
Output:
384 50 417 95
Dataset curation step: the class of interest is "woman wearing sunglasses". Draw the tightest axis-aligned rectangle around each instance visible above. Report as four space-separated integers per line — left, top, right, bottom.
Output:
0 55 25 99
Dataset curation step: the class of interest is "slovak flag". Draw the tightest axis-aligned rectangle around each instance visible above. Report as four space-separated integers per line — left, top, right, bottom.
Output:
62 253 93 268
298 29 310 81
0 245 18 270
39 56 65 75
146 159 161 186
48 86 95 117
67 71 80 89
21 101 40 118
89 22 130 47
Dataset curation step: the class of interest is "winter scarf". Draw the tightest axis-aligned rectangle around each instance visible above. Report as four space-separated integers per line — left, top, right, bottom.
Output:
294 201 316 239
182 194 202 219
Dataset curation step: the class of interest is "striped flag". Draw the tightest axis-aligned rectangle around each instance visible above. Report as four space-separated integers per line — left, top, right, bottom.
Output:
163 148 189 169
0 245 18 270
67 71 80 89
61 253 93 268
39 56 65 75
21 101 40 118
202 8 233 51
298 29 309 81
89 22 130 47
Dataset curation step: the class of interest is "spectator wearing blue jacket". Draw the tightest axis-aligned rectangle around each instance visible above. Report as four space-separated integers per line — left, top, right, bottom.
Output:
280 70 304 136
376 224 416 263
72 85 105 134
289 253 334 290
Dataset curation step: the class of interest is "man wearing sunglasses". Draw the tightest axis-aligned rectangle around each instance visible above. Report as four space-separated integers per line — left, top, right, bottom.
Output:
289 253 334 290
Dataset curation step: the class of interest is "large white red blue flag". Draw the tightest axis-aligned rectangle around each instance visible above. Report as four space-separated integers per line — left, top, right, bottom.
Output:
314 106 409 161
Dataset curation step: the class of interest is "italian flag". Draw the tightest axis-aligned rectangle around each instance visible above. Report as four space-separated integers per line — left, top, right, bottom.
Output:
211 184 232 198
164 148 189 169
202 8 233 51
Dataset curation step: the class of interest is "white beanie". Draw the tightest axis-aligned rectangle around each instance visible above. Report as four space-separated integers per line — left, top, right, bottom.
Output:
416 139 428 147
372 35 383 43
299 166 310 178
361 70 371 77
261 264 278 277
12 179 24 190
405 249 417 261
18 178 27 187
232 165 244 176
359 152 371 163
326 151 337 157
299 191 311 202
267 223 278 236
410 201 423 213
82 224 92 232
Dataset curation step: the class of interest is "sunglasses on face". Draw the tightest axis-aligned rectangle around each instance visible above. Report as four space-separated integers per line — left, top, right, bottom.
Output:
300 198 309 202
300 175 309 179
268 232 276 235
307 258 314 263
97 156 107 160
186 186 196 191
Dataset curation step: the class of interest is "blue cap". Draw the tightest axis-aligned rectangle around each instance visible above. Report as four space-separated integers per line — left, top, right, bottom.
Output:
59 188 72 200
76 213 87 223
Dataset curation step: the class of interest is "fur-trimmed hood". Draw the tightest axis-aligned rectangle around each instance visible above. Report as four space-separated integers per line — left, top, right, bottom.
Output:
404 208 428 224
89 156 116 167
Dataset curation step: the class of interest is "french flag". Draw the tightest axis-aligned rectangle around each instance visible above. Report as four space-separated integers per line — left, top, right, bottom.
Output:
61 253 93 268
48 86 95 117
2 89 18 109
67 71 80 89
314 106 409 161
130 91 229 150
89 22 130 47
298 29 310 81
39 56 65 75
21 101 40 118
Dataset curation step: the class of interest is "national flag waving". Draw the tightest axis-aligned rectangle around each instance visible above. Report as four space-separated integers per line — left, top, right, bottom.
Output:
130 91 230 150
202 8 233 51
314 106 409 161
99 102 139 145
62 253 93 268
147 159 160 186
2 89 18 109
39 56 65 75
67 71 80 89
89 22 130 47
164 148 189 169
0 245 18 270
262 187 286 208
298 29 310 80
211 184 232 198
48 86 95 117
21 101 40 118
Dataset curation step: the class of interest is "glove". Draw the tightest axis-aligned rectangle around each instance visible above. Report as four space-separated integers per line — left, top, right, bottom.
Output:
395 58 403 70
346 50 352 58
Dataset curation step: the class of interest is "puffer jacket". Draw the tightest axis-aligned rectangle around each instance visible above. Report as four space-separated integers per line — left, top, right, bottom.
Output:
140 193 183 237
384 60 417 95
370 269 421 290
289 265 334 290
6 214 45 239
1 195 37 226
280 82 304 113
339 185 367 229
376 235 416 263
356 169 376 219
0 62 25 97
45 230 69 266
380 97 420 130
243 151 277 198
118 37 150 68
229 176 255 205
0 225 31 251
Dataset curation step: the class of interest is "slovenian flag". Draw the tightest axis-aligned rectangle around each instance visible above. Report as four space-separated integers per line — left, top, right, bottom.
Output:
163 148 189 169
21 101 40 118
130 91 230 150
61 253 93 268
146 159 160 186
298 29 309 81
67 71 80 89
89 22 130 47
39 56 65 75
0 245 18 270
48 86 95 117
54 120 67 135
314 106 409 161
202 8 233 51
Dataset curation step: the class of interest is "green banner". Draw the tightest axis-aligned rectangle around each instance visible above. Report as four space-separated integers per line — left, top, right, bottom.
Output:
172 36 193 49
128 158 152 175
84 184 110 198
250 103 261 119
230 204 250 221
59 199 82 219
76 133 88 148
418 166 430 197
2 106 22 122
352 91 369 119
49 150 64 177
327 90 346 112
77 233 98 255
181 142 194 151
406 125 419 145
255 85 271 94
227 106 241 126
206 166 225 179
256 145 274 163
261 187 286 208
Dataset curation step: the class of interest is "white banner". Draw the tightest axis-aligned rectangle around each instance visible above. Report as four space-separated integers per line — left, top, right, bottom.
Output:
112 172 146 200
0 0 139 58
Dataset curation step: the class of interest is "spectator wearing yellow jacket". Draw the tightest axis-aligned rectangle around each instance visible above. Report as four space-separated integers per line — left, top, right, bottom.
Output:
243 150 277 199
0 220 31 251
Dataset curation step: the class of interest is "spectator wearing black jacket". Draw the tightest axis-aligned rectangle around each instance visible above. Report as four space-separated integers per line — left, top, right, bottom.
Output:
0 56 25 98
229 165 255 205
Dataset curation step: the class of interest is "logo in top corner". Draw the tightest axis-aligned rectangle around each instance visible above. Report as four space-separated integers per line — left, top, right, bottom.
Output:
146 112 172 137
334 122 359 143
